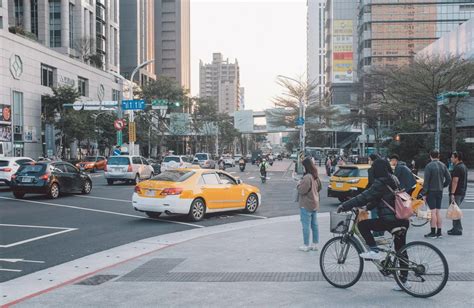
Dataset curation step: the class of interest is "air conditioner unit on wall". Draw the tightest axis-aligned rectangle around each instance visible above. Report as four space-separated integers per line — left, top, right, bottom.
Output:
14 126 23 134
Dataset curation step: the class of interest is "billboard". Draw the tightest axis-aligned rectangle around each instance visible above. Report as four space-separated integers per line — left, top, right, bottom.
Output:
333 20 354 83
233 110 254 133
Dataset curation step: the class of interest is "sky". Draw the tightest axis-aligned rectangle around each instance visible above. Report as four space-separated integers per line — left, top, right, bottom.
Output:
190 0 307 111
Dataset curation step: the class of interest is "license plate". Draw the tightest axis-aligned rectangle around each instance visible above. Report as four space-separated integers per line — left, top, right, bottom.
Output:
145 189 155 197
21 177 33 183
336 183 343 188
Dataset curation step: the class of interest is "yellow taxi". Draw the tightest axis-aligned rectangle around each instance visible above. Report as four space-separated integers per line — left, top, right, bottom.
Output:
132 168 261 221
328 164 424 202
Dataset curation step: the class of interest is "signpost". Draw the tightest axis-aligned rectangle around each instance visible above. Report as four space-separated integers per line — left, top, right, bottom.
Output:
114 119 126 131
122 99 145 111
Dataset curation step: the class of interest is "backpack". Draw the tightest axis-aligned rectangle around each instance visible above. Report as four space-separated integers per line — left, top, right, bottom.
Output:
260 163 266 172
382 184 413 220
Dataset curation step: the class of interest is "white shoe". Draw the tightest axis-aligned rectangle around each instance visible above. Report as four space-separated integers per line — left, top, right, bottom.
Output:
310 244 318 251
393 282 412 291
299 245 310 252
359 250 383 260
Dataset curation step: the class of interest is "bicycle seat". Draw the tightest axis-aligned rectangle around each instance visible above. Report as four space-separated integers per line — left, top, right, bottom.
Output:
390 227 407 237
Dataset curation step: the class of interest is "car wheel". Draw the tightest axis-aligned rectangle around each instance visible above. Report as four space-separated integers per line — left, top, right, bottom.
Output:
149 172 154 179
48 183 60 199
13 192 25 199
188 198 206 222
133 174 140 185
145 211 162 219
107 179 114 185
244 193 259 213
82 180 92 194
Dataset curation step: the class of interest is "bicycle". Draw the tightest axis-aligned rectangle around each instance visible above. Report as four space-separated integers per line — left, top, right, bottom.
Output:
410 198 431 227
319 209 449 298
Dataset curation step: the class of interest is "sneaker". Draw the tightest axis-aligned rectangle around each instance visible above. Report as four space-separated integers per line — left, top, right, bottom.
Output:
424 232 437 238
447 230 462 236
393 281 412 291
310 244 318 251
359 250 383 260
436 233 443 239
299 245 310 252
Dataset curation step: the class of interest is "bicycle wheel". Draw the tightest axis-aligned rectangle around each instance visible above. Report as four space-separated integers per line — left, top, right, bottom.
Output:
320 236 364 288
409 214 429 227
393 241 449 298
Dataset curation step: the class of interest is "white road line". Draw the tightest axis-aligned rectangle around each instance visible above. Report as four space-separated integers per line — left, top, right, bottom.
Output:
0 196 204 229
0 259 45 264
0 268 22 272
73 195 131 203
0 223 73 230
0 227 77 248
248 177 255 179
237 213 268 219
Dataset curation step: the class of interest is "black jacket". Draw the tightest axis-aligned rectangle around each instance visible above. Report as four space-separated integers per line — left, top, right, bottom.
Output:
394 161 417 192
341 174 400 221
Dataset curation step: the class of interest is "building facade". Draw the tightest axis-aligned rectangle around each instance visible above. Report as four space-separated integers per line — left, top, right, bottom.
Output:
1 0 121 158
199 53 241 114
307 0 326 100
120 0 155 84
154 0 190 92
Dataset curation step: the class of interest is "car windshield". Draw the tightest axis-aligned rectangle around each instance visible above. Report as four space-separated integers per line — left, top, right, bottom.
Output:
334 168 361 178
152 170 194 182
17 164 46 174
84 156 97 162
195 154 208 161
107 157 130 165
0 160 9 167
163 157 180 163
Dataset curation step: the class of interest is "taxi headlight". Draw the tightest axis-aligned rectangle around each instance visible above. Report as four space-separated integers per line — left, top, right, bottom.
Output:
347 179 360 184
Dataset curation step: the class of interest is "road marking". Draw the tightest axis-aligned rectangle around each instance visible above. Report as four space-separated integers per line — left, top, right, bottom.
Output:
0 224 78 248
0 268 22 272
248 177 255 179
0 259 45 264
0 196 204 229
74 195 130 203
237 214 268 219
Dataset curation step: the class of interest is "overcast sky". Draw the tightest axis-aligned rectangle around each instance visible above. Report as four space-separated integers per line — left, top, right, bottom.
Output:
190 0 307 111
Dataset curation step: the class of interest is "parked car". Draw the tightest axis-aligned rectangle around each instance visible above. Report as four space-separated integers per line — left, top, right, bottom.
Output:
147 159 161 174
132 169 261 221
104 155 154 185
160 155 192 172
75 156 107 173
193 153 216 169
0 157 35 185
10 161 92 199
223 155 235 167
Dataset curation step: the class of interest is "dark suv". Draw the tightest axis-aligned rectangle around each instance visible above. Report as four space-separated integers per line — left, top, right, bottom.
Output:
10 162 92 199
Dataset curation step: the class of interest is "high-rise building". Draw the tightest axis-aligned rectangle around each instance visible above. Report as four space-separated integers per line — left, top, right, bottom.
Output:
120 0 156 84
240 87 245 110
357 0 474 72
154 0 190 92
6 0 120 72
199 53 241 114
307 0 326 100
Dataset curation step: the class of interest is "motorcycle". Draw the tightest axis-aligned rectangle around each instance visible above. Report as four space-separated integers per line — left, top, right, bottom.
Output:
260 170 267 183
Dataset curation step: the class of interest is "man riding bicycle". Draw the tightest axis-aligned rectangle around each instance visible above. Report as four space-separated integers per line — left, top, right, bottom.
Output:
337 159 410 263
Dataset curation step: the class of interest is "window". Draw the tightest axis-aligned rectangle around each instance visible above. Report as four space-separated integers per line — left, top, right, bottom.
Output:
152 170 194 182
140 157 149 165
132 157 142 164
65 164 79 173
202 173 220 185
49 0 61 47
78 77 88 96
31 0 38 37
52 163 67 173
41 64 55 87
69 3 74 48
12 91 23 128
14 0 24 27
15 159 33 165
112 89 120 101
218 173 236 185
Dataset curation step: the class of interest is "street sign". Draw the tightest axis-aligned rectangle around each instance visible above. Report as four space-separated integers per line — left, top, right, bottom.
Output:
122 100 145 110
113 148 121 156
129 122 136 142
282 136 289 143
114 119 126 131
152 99 180 109
116 130 123 146
295 117 304 126
73 101 84 111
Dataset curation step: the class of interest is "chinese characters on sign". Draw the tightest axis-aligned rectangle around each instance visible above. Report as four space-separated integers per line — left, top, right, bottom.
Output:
333 20 354 83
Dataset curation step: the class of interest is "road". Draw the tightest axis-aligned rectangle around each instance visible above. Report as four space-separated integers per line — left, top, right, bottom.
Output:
2 159 473 283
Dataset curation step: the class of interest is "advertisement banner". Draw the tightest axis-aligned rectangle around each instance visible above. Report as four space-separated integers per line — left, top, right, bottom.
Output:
0 124 12 142
333 20 354 83
0 105 12 123
233 110 254 133
169 113 192 136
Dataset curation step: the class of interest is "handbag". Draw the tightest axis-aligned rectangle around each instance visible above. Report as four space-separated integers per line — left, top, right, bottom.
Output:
382 184 414 220
446 201 463 220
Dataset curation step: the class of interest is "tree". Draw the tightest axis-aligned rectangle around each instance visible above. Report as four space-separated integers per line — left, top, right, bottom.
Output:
188 97 218 153
216 113 239 154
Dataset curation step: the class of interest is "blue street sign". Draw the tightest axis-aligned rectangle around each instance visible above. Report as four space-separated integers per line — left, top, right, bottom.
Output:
295 117 305 126
122 100 146 110
113 149 121 156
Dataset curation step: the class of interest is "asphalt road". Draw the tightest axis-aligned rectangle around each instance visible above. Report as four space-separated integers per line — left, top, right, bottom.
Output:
2 159 473 283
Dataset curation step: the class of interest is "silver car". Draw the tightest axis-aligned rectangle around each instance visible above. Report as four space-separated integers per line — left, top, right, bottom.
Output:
104 155 154 185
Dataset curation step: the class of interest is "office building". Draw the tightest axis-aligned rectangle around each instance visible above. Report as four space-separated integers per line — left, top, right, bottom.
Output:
357 0 474 72
154 0 190 91
307 0 326 100
199 53 241 114
120 0 156 84
240 87 245 110
1 0 121 158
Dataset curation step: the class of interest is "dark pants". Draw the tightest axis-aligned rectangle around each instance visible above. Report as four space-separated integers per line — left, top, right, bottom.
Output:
358 218 409 252
452 195 464 232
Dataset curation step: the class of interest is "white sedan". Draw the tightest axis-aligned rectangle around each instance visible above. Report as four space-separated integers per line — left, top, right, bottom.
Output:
160 155 192 172
0 157 35 185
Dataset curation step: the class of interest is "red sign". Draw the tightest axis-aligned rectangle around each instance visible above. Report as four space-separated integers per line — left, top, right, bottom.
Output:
333 52 353 60
114 119 126 131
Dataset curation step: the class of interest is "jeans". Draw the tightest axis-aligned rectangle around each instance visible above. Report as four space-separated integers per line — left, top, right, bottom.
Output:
300 207 319 246
452 195 464 232
358 218 409 252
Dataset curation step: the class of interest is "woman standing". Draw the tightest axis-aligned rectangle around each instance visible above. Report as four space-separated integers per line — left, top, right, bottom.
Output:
297 157 321 252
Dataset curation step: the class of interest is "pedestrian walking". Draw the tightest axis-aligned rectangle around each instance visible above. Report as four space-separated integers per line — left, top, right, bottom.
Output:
448 151 467 236
296 157 321 252
326 157 332 176
422 150 452 238
389 154 417 195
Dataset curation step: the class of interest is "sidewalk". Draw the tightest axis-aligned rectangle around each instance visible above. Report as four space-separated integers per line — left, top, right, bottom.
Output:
4 211 473 307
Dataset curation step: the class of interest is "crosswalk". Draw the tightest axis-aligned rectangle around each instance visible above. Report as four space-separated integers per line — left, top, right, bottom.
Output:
443 185 474 203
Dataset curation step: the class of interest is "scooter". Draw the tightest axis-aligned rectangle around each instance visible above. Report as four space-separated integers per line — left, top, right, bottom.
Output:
260 170 267 183
239 163 245 172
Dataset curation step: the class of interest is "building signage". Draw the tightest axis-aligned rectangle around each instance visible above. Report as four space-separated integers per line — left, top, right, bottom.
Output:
58 75 76 87
23 126 38 143
45 124 55 156
0 124 12 142
9 54 23 80
333 20 354 83
0 105 12 123
169 113 191 136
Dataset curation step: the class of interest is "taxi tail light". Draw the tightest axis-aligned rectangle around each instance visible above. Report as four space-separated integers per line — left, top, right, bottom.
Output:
40 173 50 181
0 168 12 172
127 164 133 172
134 185 142 194
161 188 183 196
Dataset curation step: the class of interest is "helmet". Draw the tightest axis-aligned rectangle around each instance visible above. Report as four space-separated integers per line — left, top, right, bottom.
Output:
263 158 267 162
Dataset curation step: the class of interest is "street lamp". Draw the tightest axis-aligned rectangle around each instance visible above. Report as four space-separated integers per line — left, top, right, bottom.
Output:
109 71 131 147
128 59 155 155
